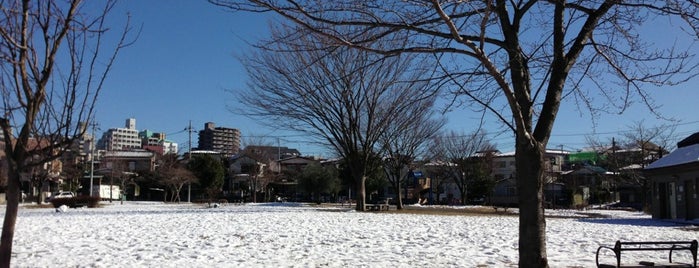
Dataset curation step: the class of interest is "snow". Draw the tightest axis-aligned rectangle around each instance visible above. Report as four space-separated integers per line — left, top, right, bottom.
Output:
5 202 698 267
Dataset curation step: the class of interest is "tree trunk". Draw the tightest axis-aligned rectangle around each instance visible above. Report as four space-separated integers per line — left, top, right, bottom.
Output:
355 176 366 211
460 187 468 205
396 180 403 210
0 173 21 267
516 142 548 268
251 178 257 203
37 180 44 204
174 186 181 203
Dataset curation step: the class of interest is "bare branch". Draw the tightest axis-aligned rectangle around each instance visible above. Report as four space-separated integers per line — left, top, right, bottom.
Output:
0 1 136 265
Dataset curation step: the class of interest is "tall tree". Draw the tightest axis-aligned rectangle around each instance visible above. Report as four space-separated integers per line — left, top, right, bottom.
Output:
236 26 438 211
237 145 280 202
212 1 699 266
188 154 225 202
296 163 340 203
380 103 444 209
0 0 134 266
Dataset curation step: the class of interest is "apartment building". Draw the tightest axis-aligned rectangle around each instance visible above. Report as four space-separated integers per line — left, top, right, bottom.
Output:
98 118 141 151
197 122 240 157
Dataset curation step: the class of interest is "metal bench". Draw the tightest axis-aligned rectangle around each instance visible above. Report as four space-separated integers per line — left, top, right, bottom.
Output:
364 203 389 211
365 199 391 211
596 240 698 267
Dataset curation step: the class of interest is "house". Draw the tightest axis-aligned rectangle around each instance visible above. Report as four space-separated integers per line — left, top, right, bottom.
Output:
227 155 267 201
561 165 611 206
644 132 699 220
488 149 568 207
3 138 66 202
92 150 156 200
227 146 305 202
100 150 156 173
273 156 321 200
278 155 318 174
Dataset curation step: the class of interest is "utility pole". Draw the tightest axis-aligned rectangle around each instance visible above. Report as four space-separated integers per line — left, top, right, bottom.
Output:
612 137 618 171
186 120 194 203
89 121 99 197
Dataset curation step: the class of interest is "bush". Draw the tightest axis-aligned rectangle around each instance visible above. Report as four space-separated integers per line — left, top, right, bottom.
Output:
49 196 101 208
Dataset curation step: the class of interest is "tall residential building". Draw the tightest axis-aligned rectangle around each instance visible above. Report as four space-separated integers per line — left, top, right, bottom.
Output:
197 122 240 157
98 118 141 151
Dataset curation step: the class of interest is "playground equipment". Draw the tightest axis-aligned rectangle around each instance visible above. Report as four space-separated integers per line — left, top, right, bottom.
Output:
410 171 431 205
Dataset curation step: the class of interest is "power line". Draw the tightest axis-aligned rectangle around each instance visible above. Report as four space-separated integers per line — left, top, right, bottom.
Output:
550 120 699 138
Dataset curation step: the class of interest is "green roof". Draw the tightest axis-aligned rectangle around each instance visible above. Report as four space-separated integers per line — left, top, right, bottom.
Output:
568 151 605 164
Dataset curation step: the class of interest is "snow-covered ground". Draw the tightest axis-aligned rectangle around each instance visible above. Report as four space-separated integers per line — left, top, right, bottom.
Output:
5 202 698 267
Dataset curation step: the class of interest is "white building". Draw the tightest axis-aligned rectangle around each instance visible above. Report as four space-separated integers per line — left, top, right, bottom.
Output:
492 149 568 182
138 130 178 155
160 140 178 155
98 118 141 151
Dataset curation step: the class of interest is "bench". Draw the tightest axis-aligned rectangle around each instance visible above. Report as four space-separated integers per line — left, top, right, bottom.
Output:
596 240 698 267
364 203 390 211
492 206 510 212
365 199 391 211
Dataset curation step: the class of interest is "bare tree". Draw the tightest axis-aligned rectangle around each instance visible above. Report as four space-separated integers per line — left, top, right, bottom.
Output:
26 148 61 203
584 135 613 154
236 26 438 211
380 102 444 209
235 149 270 203
0 1 134 265
157 154 197 203
236 138 279 202
618 120 675 210
104 159 127 203
584 120 675 171
621 120 675 165
212 1 699 266
59 154 85 193
0 156 6 190
430 130 497 205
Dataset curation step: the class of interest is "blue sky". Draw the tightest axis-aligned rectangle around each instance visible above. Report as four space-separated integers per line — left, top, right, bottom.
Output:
94 1 699 157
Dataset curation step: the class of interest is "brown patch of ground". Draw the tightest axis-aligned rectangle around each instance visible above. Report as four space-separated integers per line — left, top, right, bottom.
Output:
383 205 518 217
313 203 518 217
